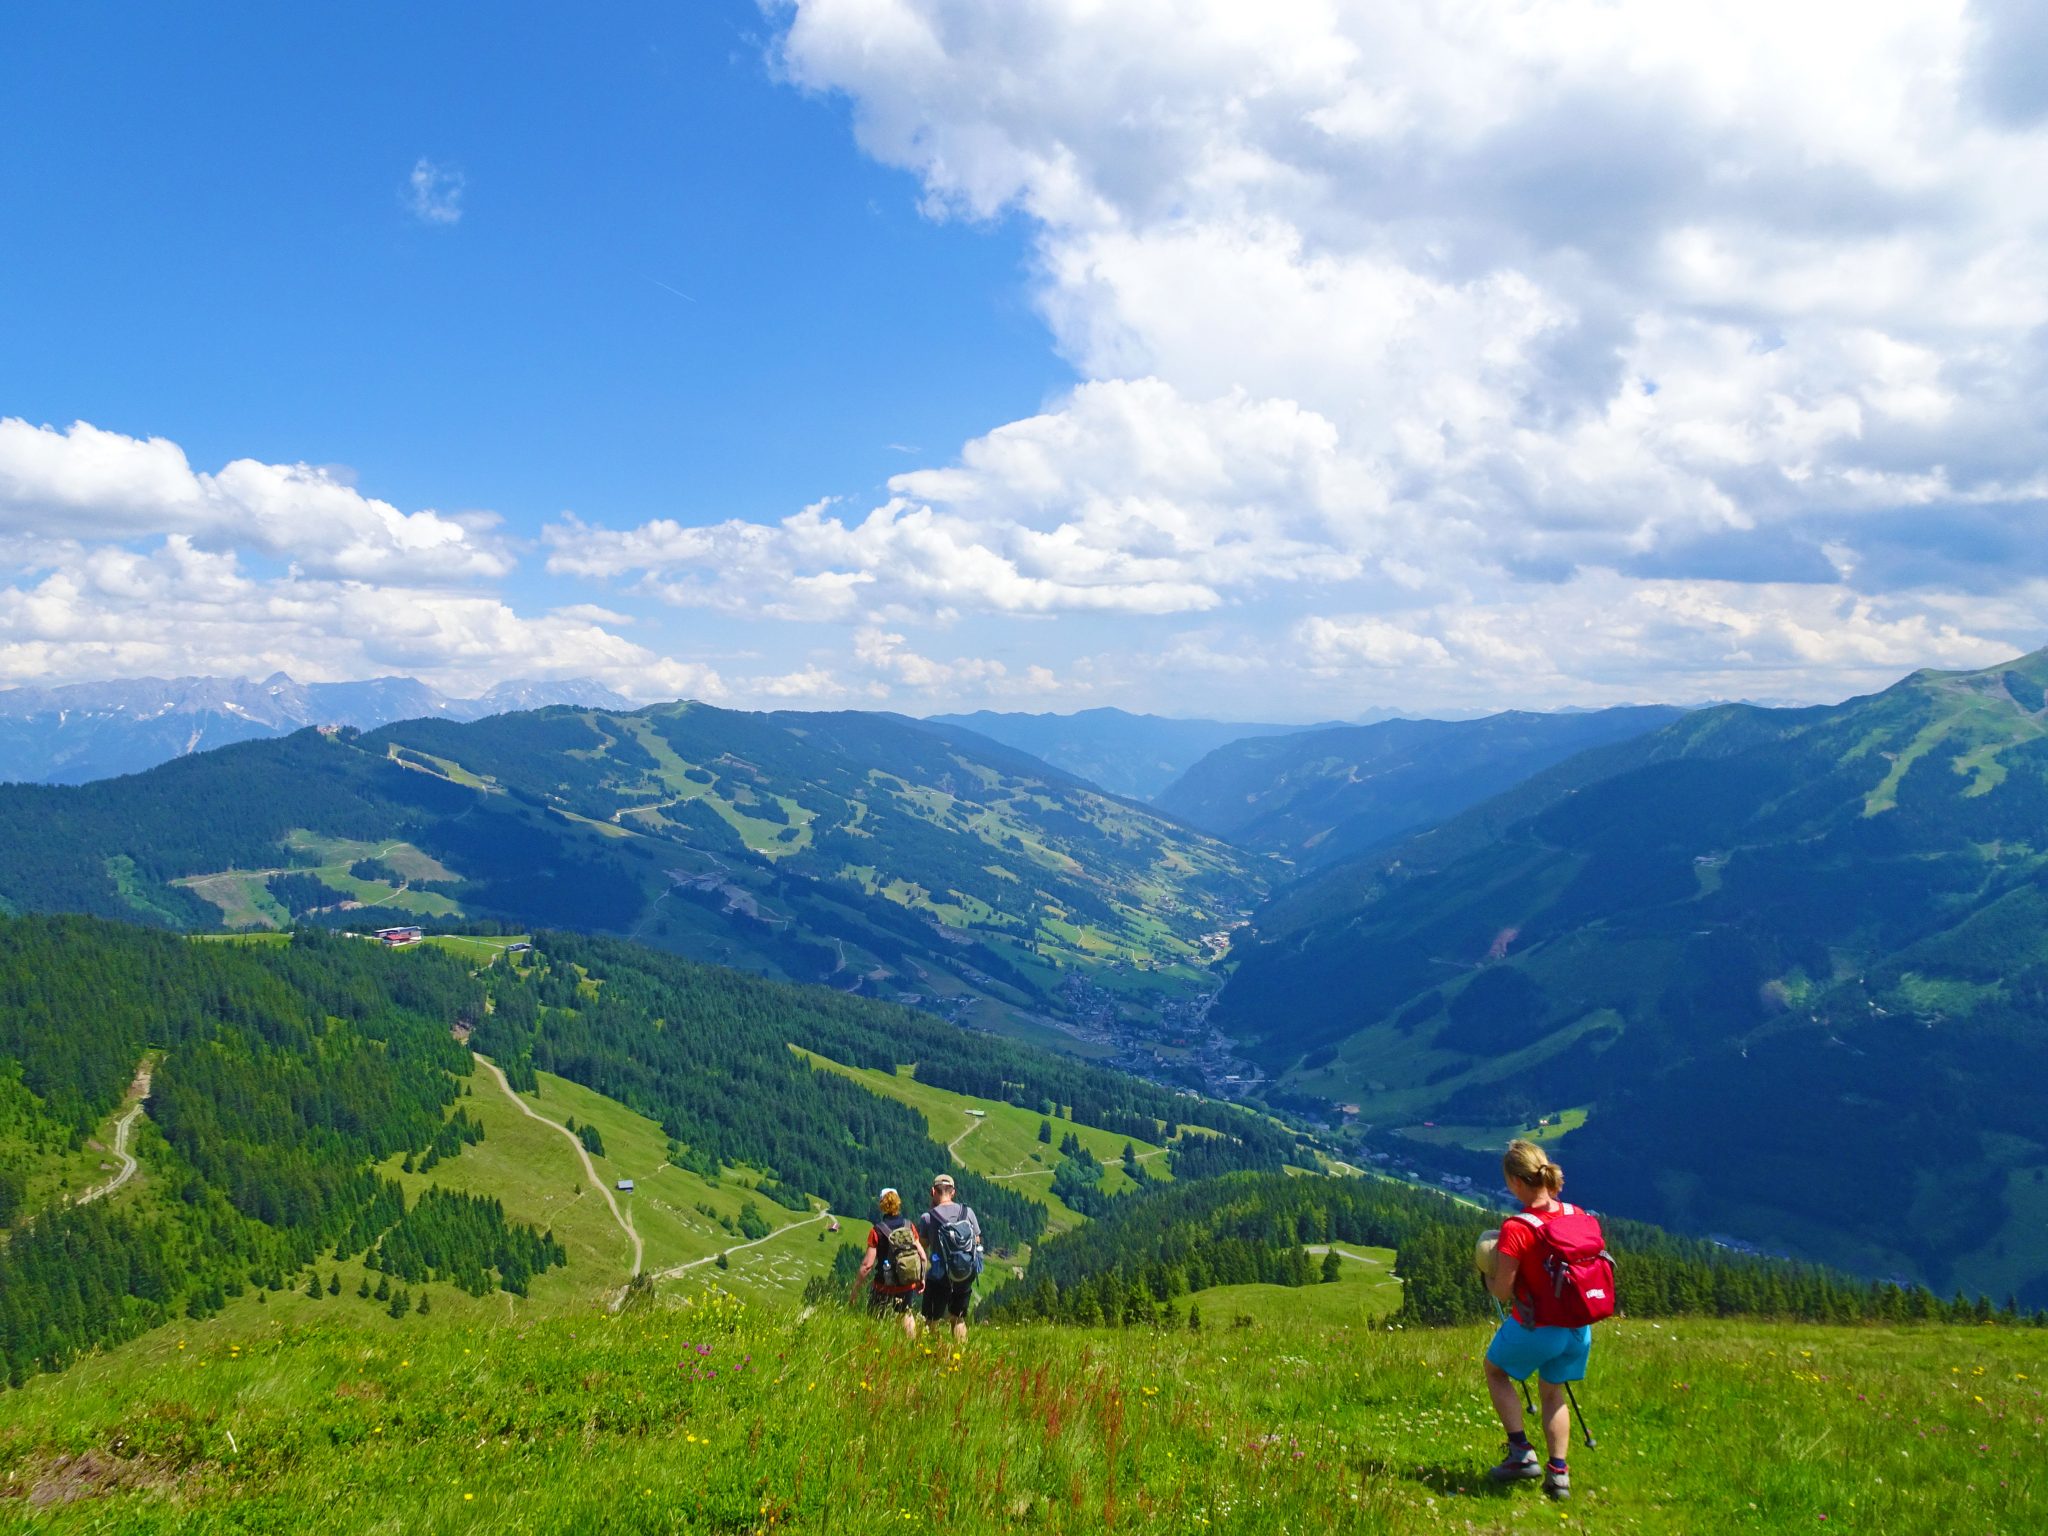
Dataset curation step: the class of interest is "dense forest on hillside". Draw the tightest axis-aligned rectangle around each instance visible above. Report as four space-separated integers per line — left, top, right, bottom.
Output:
1158 706 1683 869
0 919 558 1387
1216 650 2048 1302
0 700 1264 1029
470 934 1295 1249
2 918 1299 1388
990 1173 2045 1332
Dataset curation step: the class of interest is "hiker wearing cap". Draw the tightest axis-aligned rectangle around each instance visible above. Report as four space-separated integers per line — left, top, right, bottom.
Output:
852 1187 927 1338
1480 1140 1616 1503
914 1173 983 1344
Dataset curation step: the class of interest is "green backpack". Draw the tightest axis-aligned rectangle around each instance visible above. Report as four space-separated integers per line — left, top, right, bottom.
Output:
877 1217 924 1288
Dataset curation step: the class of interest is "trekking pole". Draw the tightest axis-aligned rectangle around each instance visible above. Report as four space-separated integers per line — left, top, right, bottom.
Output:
1562 1381 1597 1449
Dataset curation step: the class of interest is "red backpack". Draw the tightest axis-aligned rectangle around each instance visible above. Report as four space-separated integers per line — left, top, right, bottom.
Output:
1510 1204 1618 1328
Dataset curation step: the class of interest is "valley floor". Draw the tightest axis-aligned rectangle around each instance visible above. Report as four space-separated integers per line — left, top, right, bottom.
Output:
3 1305 2040 1533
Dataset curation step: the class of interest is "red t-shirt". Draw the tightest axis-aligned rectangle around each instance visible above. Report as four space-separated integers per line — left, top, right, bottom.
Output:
1497 1202 1577 1322
867 1220 924 1294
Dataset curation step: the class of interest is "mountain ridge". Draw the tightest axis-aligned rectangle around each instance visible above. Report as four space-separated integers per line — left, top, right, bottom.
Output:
0 672 634 785
1213 645 2048 1301
1157 704 1687 870
0 700 1269 1052
927 706 1362 800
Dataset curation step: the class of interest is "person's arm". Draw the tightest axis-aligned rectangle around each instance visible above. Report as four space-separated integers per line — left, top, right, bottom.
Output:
850 1233 877 1299
1487 1249 1520 1304
1488 1223 1526 1305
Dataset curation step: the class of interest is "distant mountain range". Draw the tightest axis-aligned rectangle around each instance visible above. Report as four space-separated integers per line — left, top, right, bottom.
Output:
1213 647 2048 1303
1157 705 1686 870
0 673 632 784
0 701 1264 1044
926 707 1360 800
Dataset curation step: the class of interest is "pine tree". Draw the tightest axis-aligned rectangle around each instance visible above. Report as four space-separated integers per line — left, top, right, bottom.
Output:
388 1288 412 1319
374 1274 391 1302
416 1291 432 1316
1321 1249 1343 1284
1187 1303 1202 1332
1038 1120 1053 1144
327 1272 341 1296
305 1273 323 1300
357 1275 371 1299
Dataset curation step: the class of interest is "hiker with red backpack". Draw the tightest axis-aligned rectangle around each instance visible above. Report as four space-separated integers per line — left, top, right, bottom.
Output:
1480 1139 1616 1502
851 1186 927 1338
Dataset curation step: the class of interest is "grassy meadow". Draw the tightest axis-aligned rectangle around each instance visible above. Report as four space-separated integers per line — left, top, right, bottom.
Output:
793 1048 1169 1231
3 1296 2041 1533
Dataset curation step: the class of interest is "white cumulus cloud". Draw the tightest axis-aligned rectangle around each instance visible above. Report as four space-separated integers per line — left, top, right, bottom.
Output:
698 0 2048 702
0 418 511 583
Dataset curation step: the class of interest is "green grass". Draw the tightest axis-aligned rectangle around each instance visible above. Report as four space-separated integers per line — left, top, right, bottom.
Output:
105 855 191 927
386 744 492 790
384 1068 635 1301
3 1300 2041 1533
1 1068 150 1224
418 1063 836 1303
1399 1107 1589 1155
175 832 465 930
794 1048 1170 1230
421 933 530 965
1192 1246 1402 1328
172 869 289 930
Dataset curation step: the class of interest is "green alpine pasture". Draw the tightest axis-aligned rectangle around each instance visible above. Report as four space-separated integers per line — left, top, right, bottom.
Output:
3 1299 2041 1533
793 1048 1171 1231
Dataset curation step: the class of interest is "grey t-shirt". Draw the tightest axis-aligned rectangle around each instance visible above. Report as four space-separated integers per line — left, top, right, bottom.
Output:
917 1200 982 1272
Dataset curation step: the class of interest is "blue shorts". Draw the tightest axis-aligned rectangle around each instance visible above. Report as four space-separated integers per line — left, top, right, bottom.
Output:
1486 1318 1592 1384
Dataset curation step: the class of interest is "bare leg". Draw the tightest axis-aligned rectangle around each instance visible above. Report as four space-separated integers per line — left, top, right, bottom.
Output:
1537 1381 1570 1462
899 1308 919 1341
1484 1359 1526 1438
951 1318 968 1347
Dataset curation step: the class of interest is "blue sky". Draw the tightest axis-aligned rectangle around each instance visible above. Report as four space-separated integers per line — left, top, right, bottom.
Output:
2 2 1056 535
2 2 2045 717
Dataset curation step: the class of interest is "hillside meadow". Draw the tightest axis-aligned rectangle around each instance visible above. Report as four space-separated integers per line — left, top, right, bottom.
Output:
2 1299 2040 1534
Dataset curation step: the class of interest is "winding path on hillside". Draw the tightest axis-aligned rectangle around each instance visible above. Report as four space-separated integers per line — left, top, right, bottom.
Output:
77 1066 152 1205
945 1115 986 1162
648 1207 834 1281
474 1053 643 1279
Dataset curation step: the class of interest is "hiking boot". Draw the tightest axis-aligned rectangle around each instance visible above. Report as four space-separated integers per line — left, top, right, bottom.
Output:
1544 1463 1571 1501
1486 1443 1542 1482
